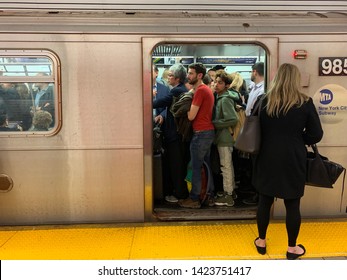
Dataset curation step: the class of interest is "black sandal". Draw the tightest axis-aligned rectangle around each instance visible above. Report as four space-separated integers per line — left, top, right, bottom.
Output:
254 237 266 255
286 244 306 260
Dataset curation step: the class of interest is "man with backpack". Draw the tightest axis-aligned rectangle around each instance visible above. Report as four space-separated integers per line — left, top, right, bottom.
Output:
212 70 240 207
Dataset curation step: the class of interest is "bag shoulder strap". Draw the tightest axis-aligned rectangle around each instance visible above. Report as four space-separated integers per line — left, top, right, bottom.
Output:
250 96 263 116
311 144 320 158
339 168 346 212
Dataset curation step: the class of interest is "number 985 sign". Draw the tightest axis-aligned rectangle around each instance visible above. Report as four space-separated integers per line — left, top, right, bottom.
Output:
319 57 347 76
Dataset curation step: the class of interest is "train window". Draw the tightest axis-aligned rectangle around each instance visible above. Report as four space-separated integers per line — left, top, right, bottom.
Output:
0 50 60 135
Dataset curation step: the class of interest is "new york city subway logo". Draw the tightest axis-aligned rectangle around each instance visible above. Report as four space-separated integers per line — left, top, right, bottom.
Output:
320 89 333 105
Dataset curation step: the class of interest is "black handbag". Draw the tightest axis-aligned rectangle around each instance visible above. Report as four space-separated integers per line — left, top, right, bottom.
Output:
234 98 262 154
153 122 163 155
306 144 346 188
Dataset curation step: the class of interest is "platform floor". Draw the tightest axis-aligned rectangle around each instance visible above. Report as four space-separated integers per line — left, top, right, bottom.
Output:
0 219 346 260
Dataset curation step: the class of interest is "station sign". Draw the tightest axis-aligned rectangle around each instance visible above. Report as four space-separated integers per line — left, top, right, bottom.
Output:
197 57 257 65
153 57 257 66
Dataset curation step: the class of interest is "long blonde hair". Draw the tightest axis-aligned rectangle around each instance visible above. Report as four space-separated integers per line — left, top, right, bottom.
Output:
266 63 309 117
229 72 244 92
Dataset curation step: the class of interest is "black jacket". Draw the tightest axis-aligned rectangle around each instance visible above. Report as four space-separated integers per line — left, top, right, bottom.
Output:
252 97 323 199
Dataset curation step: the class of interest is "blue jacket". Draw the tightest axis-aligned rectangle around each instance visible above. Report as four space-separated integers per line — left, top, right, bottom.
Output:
153 82 170 117
153 83 188 143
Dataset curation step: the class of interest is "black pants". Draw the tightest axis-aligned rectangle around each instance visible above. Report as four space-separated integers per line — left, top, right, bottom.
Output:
257 194 301 247
162 139 190 199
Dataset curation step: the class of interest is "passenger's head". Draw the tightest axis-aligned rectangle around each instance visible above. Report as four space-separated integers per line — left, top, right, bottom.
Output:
252 62 264 76
188 63 206 76
187 63 206 86
213 65 226 71
266 63 308 117
16 83 30 99
203 74 215 90
207 69 216 82
214 70 232 94
168 64 187 86
32 110 53 130
35 73 50 90
270 63 301 94
161 68 170 84
152 65 159 83
229 72 244 92
251 62 264 83
202 74 212 86
0 82 14 90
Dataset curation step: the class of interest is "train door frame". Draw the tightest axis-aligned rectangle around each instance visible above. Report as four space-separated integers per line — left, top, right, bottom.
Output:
142 36 279 221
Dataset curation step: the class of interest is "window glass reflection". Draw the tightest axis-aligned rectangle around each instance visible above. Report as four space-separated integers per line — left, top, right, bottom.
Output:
0 56 55 132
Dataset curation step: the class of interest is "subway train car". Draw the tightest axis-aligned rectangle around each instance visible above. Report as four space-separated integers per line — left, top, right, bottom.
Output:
0 0 346 226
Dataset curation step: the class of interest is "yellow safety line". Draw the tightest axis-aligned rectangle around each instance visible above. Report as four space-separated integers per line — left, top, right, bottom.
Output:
0 220 346 260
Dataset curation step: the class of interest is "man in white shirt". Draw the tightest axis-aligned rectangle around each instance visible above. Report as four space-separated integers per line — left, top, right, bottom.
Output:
245 62 264 116
243 62 265 206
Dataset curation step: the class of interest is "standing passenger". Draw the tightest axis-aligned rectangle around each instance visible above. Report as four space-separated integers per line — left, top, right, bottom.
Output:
152 65 169 118
15 83 33 131
252 63 323 259
212 70 239 207
33 73 55 127
245 62 265 116
29 110 53 131
152 64 170 201
207 68 216 83
153 64 190 202
242 62 265 205
179 63 215 209
158 68 171 88
230 72 247 105
0 82 21 122
229 72 250 194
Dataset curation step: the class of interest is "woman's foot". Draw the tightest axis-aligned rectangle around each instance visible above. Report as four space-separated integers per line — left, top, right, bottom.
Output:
286 244 306 260
254 237 266 255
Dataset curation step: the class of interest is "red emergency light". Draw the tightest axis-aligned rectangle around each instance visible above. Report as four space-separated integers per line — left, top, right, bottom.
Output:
293 50 308 59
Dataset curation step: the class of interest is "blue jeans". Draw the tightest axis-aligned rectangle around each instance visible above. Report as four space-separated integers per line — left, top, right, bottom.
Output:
190 130 215 200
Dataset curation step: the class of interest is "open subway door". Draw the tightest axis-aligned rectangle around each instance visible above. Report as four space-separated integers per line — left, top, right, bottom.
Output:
142 37 279 221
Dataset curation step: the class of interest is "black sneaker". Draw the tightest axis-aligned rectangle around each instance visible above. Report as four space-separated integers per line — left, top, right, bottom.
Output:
216 191 224 197
242 194 259 205
232 190 238 200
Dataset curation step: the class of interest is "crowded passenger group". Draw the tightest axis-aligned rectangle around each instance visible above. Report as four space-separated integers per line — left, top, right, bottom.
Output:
152 62 265 208
0 74 54 132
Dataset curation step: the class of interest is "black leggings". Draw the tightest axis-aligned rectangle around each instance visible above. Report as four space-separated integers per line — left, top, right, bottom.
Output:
257 194 301 247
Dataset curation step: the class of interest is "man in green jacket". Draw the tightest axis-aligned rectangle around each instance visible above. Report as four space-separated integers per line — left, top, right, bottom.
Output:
212 70 239 206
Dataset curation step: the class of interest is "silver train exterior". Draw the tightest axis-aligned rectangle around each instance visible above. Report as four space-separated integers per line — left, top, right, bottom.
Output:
0 1 346 225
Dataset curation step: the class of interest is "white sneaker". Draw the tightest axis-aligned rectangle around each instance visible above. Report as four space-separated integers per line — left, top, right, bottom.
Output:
165 195 178 203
